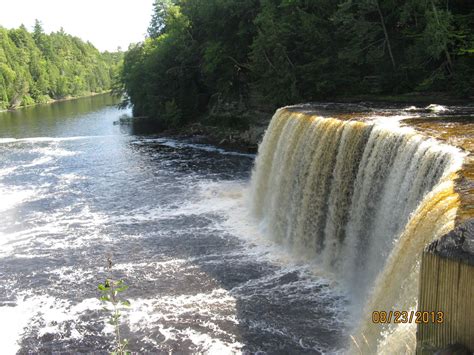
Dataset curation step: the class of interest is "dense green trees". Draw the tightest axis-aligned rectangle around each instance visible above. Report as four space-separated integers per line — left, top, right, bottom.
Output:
0 21 121 110
250 0 342 105
118 0 259 126
117 0 474 127
335 0 474 94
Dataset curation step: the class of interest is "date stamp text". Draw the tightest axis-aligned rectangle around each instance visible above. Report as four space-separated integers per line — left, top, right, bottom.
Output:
372 311 444 324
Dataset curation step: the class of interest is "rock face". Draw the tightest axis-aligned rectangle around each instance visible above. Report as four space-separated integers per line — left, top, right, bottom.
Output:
417 219 474 354
426 220 474 265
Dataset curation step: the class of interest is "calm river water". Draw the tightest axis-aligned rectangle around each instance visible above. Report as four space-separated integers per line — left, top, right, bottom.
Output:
0 94 347 354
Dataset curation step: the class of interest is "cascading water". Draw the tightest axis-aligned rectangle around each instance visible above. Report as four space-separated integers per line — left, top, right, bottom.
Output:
250 107 465 353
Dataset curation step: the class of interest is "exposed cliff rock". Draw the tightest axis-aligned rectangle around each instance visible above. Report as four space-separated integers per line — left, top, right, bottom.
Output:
425 220 474 265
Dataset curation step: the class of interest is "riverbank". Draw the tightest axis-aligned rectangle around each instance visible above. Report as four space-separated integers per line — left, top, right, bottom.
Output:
125 108 271 153
133 94 473 154
117 92 472 153
156 120 267 154
0 91 112 113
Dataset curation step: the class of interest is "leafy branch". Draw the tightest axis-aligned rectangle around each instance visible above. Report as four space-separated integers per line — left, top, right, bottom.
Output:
98 256 131 355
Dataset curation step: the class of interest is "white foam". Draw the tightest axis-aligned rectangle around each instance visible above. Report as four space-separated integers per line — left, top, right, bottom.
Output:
0 186 38 213
0 138 18 144
31 146 77 158
0 293 104 353
126 289 242 352
24 155 54 167
0 203 110 257
0 295 39 354
0 129 350 352
183 328 243 354
132 138 255 158
0 166 17 178
425 104 449 112
0 136 113 145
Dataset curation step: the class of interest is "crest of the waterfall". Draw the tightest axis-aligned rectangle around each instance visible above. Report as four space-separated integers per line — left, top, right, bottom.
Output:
249 108 465 352
340 124 460 301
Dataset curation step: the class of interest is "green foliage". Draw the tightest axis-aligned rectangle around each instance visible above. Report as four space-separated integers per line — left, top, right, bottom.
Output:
250 0 342 106
0 22 122 110
119 0 474 128
98 256 131 355
335 0 474 94
148 0 175 39
120 0 258 127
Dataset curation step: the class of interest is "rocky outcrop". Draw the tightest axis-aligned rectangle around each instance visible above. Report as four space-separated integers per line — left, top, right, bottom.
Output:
425 220 474 265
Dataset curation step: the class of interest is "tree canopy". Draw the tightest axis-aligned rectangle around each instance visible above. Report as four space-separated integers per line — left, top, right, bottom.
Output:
86 1 474 127
0 21 122 110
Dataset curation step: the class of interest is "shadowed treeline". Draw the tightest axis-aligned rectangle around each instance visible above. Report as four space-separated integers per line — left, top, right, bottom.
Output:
117 0 474 128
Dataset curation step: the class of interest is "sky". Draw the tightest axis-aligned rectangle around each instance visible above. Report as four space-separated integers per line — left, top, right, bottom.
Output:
0 0 154 52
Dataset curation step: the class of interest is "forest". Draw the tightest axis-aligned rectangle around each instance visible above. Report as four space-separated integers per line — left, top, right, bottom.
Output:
118 0 474 128
0 21 121 110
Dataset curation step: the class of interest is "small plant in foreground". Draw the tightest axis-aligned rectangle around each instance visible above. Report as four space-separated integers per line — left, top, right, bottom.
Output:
98 256 131 355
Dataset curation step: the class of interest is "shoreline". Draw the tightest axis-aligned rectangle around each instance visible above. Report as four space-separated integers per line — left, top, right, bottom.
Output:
138 94 473 153
0 91 112 113
156 122 264 154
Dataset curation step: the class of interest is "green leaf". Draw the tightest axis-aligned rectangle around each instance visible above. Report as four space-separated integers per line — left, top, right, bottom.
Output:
116 285 129 293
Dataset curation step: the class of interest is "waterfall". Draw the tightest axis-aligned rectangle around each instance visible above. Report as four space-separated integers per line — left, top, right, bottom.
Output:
249 108 465 353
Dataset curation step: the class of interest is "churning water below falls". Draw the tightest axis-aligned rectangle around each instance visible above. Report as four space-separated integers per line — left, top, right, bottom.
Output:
0 95 348 354
0 95 469 354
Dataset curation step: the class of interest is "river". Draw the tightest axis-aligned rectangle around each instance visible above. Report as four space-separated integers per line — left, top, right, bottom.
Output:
0 94 348 354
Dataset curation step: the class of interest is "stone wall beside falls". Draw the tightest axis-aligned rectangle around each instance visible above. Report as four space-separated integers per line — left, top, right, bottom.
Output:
416 220 474 354
249 105 474 354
